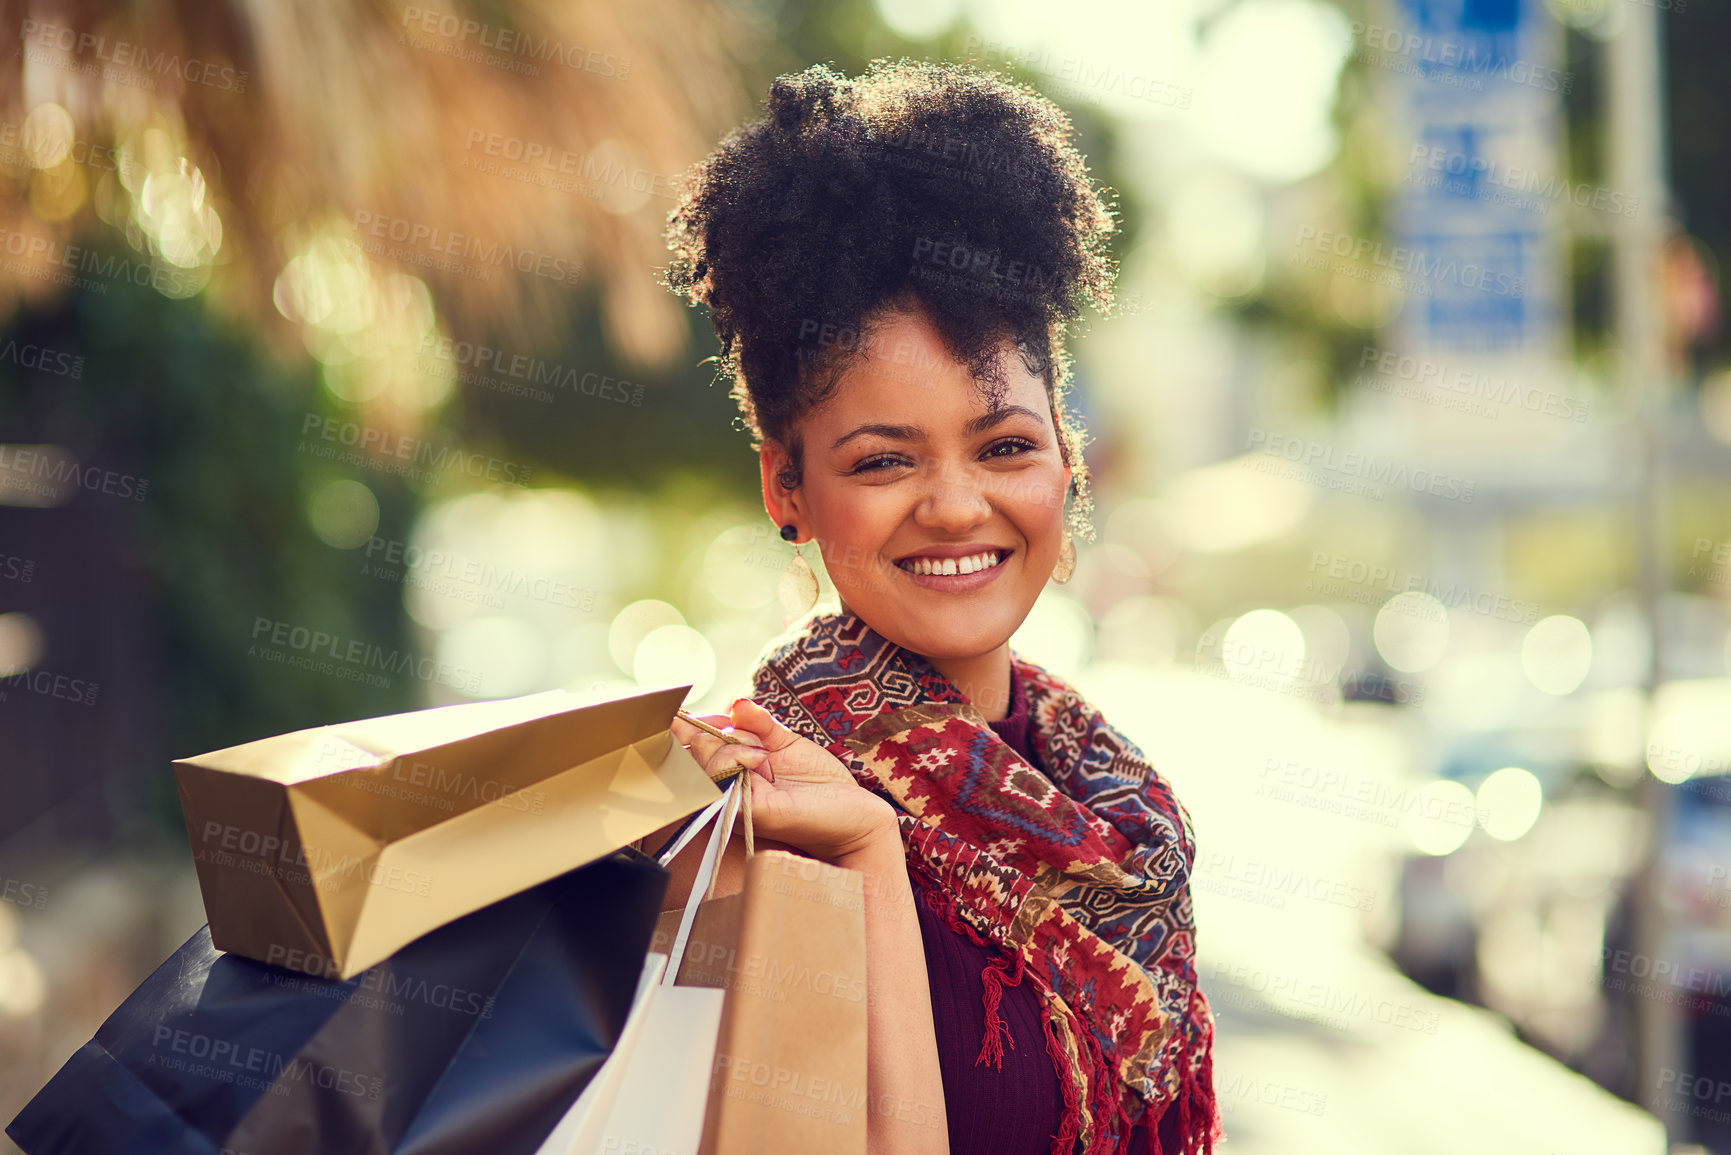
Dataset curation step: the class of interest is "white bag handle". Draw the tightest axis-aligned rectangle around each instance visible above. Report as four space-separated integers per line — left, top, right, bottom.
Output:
658 775 747 988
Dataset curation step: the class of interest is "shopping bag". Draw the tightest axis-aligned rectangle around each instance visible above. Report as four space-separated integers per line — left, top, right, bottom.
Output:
538 782 745 1155
174 683 720 978
696 849 869 1155
7 850 669 1155
616 775 869 1154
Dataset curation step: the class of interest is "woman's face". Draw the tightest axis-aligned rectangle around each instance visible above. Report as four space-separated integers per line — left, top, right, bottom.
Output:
765 307 1071 663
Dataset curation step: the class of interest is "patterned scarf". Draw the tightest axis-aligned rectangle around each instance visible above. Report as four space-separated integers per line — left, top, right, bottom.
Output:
750 610 1220 1155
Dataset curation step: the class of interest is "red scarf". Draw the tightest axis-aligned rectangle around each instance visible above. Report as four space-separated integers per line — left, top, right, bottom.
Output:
751 610 1220 1154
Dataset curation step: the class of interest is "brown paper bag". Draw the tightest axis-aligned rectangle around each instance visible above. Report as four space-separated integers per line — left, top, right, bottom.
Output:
650 847 869 1155
174 684 721 978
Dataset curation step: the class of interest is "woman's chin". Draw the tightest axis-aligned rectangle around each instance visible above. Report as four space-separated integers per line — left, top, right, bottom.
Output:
870 608 1022 664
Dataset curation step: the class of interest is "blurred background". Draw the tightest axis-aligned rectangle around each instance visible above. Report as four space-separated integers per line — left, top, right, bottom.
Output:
0 0 1725 1149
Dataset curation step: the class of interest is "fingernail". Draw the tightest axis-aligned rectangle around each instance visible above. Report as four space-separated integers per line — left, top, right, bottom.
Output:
736 746 773 783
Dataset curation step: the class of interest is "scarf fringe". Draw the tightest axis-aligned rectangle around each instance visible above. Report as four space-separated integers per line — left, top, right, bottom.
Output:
977 950 1025 1068
1137 1017 1222 1155
905 831 1220 1155
1079 1011 1123 1155
1040 1001 1082 1155
907 854 1026 1070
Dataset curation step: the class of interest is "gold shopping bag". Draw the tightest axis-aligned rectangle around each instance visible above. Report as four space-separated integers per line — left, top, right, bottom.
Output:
174 684 721 978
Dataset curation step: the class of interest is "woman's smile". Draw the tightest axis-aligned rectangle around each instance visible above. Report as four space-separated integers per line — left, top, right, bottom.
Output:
893 545 1014 589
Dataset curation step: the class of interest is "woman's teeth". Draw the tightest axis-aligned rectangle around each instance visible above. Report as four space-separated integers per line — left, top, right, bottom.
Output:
900 551 1003 577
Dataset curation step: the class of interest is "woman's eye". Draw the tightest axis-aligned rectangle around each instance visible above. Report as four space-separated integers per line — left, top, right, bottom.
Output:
850 454 910 474
983 438 1037 459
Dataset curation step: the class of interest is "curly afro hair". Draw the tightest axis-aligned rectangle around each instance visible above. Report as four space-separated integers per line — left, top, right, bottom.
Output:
665 59 1117 534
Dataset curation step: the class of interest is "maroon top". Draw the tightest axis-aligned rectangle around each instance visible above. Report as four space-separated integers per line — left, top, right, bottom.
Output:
911 666 1172 1154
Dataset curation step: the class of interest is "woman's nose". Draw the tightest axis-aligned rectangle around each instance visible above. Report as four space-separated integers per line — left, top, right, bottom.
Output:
912 462 991 531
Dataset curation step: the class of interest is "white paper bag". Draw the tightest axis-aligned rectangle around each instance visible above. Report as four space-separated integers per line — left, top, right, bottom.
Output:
538 782 742 1155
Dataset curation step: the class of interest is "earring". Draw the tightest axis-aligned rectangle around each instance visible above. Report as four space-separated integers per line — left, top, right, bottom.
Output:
1051 535 1076 584
778 525 819 616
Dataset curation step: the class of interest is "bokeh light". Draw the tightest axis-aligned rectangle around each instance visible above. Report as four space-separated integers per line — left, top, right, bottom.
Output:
1406 780 1478 856
609 599 686 674
1221 608 1306 690
1373 592 1450 673
1521 615 1593 695
1010 591 1094 679
306 479 380 549
1476 767 1544 842
633 624 716 703
0 612 45 676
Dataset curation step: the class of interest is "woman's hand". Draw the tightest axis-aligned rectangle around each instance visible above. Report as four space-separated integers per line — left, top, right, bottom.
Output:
670 698 898 862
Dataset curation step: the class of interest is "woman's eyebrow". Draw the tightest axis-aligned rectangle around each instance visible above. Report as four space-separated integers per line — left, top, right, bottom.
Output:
830 422 922 450
829 406 1045 450
964 404 1044 434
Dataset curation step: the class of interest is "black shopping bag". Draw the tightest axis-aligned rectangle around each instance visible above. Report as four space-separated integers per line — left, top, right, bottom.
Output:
7 850 667 1155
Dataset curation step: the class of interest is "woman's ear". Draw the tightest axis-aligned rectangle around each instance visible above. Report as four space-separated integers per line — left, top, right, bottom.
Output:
759 439 804 531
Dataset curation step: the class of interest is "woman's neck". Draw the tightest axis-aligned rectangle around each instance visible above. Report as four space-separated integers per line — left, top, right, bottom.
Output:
923 644 1013 722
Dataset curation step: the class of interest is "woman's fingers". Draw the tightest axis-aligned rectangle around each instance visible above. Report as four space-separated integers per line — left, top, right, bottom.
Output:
728 698 802 752
671 713 772 784
704 740 772 785
670 712 744 759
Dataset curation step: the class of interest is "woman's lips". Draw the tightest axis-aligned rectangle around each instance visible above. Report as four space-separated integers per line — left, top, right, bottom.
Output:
894 549 1012 593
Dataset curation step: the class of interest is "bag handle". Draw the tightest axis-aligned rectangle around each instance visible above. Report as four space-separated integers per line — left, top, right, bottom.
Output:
657 774 747 988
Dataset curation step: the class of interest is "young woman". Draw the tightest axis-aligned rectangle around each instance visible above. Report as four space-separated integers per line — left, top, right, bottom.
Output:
657 61 1218 1155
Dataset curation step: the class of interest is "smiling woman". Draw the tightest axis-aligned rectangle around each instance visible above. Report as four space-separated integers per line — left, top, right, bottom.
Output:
659 61 1220 1155
766 308 1072 715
